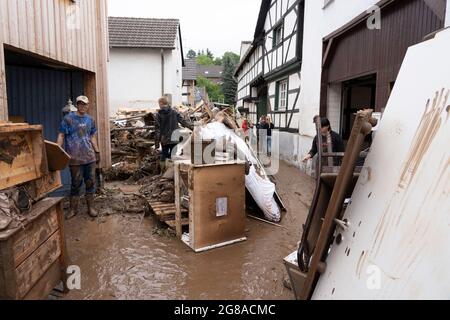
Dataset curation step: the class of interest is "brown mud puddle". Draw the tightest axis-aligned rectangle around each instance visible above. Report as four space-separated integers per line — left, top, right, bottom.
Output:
62 162 314 300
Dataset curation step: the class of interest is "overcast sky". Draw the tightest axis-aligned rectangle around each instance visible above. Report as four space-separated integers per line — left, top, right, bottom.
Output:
108 0 261 57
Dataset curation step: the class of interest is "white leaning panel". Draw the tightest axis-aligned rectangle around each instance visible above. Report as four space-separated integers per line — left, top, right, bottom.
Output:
313 28 450 300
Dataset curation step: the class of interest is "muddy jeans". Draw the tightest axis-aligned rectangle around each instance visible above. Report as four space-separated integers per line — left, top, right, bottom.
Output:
70 163 96 196
161 143 177 161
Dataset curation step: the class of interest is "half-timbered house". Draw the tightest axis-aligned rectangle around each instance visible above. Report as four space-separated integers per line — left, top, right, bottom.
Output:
237 0 449 173
236 0 305 134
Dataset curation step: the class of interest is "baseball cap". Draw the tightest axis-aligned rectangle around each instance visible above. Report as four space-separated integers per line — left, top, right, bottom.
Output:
76 96 89 104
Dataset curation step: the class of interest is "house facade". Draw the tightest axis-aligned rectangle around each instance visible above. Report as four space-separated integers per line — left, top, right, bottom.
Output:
108 17 184 115
182 59 225 106
236 0 448 173
235 0 305 135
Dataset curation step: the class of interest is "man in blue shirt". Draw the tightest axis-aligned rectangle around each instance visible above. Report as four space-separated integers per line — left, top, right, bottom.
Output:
57 95 100 219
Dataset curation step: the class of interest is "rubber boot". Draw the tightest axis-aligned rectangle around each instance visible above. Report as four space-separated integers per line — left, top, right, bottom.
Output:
66 197 79 220
85 194 98 218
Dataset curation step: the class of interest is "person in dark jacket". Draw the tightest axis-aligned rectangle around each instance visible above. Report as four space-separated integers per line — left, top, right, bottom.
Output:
256 115 275 156
155 97 193 172
302 117 345 163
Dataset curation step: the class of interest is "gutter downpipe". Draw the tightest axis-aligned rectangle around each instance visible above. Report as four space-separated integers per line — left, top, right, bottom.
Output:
161 49 165 96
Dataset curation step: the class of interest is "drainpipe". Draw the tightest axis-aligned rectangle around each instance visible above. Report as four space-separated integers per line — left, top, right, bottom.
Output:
161 49 165 96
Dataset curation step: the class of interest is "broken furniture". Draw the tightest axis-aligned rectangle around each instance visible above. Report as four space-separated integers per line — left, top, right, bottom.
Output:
174 160 247 253
284 111 374 300
0 122 68 300
0 197 68 300
0 123 48 190
22 171 63 203
45 141 70 171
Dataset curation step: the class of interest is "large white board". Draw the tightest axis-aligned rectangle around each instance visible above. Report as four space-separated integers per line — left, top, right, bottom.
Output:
313 28 450 300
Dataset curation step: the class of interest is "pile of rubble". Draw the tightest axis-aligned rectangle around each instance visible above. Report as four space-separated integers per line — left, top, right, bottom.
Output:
106 112 160 181
0 186 35 231
138 176 175 204
93 186 150 217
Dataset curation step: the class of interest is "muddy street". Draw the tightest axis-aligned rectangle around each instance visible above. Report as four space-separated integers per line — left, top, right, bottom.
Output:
61 162 314 300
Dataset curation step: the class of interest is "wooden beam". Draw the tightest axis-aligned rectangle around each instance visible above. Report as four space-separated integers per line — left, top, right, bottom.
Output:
322 38 334 68
0 43 7 121
95 0 111 168
174 162 183 238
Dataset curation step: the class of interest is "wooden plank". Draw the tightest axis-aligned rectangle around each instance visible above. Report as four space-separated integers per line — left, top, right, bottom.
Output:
25 171 62 202
0 0 9 45
95 0 112 168
150 203 176 209
59 0 67 64
45 141 70 171
12 207 59 267
53 0 61 61
0 43 6 121
165 219 189 229
7 0 19 47
174 162 182 238
15 231 62 299
40 0 50 57
16 0 28 51
25 0 36 51
0 197 64 240
0 126 48 190
23 260 62 300
0 238 18 299
33 0 43 55
55 201 69 293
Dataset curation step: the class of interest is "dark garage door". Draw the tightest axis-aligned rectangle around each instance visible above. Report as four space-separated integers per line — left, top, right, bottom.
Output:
6 64 84 193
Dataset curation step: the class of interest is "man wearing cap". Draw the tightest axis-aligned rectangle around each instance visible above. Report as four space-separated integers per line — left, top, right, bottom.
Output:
57 95 100 219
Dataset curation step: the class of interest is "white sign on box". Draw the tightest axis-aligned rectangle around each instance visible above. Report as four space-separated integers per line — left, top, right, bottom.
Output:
216 198 228 217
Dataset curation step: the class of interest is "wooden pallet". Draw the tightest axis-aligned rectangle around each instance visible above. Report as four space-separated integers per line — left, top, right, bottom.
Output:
148 201 188 229
165 219 189 229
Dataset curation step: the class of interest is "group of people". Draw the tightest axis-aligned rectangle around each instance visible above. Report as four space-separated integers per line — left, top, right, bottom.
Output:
57 94 355 220
241 115 275 156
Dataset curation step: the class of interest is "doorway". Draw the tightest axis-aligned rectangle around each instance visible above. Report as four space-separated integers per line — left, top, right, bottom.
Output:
257 85 268 121
341 74 376 140
5 48 85 192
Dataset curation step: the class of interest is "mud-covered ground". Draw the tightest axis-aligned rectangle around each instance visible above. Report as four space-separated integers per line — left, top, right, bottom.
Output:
61 161 314 300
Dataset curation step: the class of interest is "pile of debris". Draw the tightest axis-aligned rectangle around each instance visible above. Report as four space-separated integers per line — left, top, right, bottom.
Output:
0 188 26 231
93 186 150 216
138 176 175 204
106 112 161 181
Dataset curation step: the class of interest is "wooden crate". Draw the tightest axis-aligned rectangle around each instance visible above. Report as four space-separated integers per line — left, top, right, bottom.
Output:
0 197 68 300
23 171 63 203
0 124 48 191
175 161 247 253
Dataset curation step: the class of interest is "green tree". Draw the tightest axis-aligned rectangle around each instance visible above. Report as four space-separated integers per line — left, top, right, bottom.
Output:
206 48 214 60
187 49 197 59
197 76 224 103
196 54 215 66
214 57 223 66
221 52 240 105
